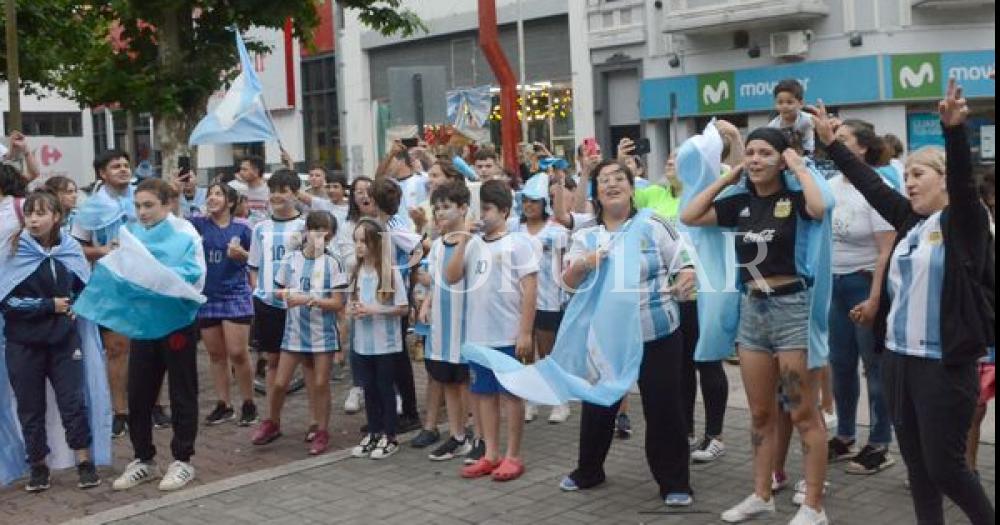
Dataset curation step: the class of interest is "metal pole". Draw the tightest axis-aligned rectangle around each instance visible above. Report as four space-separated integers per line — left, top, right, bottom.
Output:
516 0 528 145
413 73 425 139
5 0 22 132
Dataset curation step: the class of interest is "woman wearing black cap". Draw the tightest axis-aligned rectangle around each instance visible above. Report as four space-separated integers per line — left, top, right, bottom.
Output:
682 127 831 525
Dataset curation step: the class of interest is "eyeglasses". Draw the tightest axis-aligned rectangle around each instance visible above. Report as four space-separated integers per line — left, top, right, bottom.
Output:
596 170 628 185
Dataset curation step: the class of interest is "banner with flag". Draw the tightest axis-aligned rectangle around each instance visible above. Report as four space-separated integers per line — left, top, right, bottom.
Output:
189 31 278 146
461 210 651 407
73 226 206 340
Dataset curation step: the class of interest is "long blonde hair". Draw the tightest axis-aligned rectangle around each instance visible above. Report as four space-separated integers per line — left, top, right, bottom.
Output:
350 219 396 304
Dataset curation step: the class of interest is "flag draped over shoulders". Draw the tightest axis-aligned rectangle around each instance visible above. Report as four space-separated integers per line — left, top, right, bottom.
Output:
74 185 135 232
461 209 652 407
73 222 206 340
0 232 112 485
678 123 835 369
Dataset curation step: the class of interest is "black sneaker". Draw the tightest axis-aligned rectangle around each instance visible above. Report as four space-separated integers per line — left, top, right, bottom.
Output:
845 444 895 475
429 436 473 461
112 414 129 438
615 414 632 440
828 437 857 463
77 461 101 489
397 415 422 434
238 401 259 427
205 402 236 426
410 428 441 449
26 464 50 492
463 438 485 465
152 405 172 429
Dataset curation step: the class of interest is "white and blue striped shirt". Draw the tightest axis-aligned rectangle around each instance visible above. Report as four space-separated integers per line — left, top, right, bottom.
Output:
566 214 685 342
885 211 945 360
248 216 305 308
425 238 468 364
510 220 569 312
352 265 409 356
275 251 348 353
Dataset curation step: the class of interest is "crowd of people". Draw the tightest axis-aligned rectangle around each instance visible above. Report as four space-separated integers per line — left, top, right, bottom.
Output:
0 76 994 525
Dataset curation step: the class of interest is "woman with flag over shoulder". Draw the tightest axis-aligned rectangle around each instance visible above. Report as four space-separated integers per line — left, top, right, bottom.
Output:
557 158 696 508
73 178 207 493
814 79 994 525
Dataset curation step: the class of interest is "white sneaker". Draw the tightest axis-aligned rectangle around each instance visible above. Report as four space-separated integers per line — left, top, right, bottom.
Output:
721 493 776 523
112 459 160 491
370 436 399 460
548 404 571 423
788 504 828 525
396 395 403 416
352 434 379 458
524 403 538 422
344 387 364 414
158 461 196 491
792 479 830 505
688 435 700 451
691 437 726 463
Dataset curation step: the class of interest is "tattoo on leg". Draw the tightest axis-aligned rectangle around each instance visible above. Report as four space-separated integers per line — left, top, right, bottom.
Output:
778 369 803 411
751 432 764 455
801 440 811 456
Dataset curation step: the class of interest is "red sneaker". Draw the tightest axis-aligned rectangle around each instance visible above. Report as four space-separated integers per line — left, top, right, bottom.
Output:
309 430 330 455
460 457 501 479
251 419 282 445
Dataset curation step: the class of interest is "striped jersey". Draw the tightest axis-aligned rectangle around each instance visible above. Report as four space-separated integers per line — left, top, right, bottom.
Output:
425 238 468 364
509 220 569 312
248 215 305 308
463 233 539 347
275 251 348 353
351 265 409 356
885 211 945 359
566 214 686 342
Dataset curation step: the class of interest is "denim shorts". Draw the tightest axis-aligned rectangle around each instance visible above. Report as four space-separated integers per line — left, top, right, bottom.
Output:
736 289 810 353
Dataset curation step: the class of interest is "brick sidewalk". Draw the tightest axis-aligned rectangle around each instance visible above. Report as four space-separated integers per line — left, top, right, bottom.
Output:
3 352 995 524
76 398 994 525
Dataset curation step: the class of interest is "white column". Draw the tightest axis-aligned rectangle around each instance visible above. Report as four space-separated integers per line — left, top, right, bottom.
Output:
341 10 375 182
568 0 596 142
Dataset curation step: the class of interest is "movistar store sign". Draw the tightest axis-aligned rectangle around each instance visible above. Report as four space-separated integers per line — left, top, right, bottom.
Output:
641 50 995 119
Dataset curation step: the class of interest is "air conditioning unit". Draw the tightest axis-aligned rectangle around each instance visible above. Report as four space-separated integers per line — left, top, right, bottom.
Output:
770 30 811 58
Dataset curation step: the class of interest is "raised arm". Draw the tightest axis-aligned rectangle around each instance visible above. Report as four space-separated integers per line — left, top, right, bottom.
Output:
811 101 913 230
938 79 987 235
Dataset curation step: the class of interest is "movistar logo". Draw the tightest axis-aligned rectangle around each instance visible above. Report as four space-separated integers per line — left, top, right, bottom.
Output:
703 81 730 105
899 62 935 89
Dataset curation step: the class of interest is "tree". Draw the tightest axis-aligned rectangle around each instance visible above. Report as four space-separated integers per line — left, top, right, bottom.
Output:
3 0 425 176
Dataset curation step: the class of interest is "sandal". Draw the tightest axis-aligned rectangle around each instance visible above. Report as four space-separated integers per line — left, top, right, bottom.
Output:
460 457 501 479
491 457 525 482
304 424 319 443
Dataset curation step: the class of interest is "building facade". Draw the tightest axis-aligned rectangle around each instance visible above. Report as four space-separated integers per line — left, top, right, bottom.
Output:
578 0 995 181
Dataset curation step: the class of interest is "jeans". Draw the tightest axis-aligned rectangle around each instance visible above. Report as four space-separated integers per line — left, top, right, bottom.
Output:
355 352 398 437
829 271 892 445
884 351 994 524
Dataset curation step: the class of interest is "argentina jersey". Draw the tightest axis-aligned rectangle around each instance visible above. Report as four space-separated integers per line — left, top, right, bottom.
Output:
566 214 684 342
248 216 305 308
886 211 945 359
510 221 569 312
425 239 467 364
276 251 348 353
352 265 409 356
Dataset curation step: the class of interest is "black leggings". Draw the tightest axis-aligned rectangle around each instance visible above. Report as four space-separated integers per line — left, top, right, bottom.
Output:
884 351 994 525
394 316 418 419
679 300 728 438
570 331 691 497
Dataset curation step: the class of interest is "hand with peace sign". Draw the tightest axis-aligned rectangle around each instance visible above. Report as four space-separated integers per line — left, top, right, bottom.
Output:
938 77 969 128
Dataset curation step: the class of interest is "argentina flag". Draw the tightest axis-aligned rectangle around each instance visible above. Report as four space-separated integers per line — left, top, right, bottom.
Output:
461 210 651 407
189 31 277 146
73 225 206 340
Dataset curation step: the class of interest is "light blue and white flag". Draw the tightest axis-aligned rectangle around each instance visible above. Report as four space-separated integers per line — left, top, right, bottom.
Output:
189 31 277 146
0 232 112 485
73 224 206 340
461 210 651 407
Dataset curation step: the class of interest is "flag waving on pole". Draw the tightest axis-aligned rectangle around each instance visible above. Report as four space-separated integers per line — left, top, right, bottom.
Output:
189 31 278 146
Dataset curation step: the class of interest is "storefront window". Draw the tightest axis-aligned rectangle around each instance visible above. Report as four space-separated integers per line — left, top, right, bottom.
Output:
488 84 575 161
